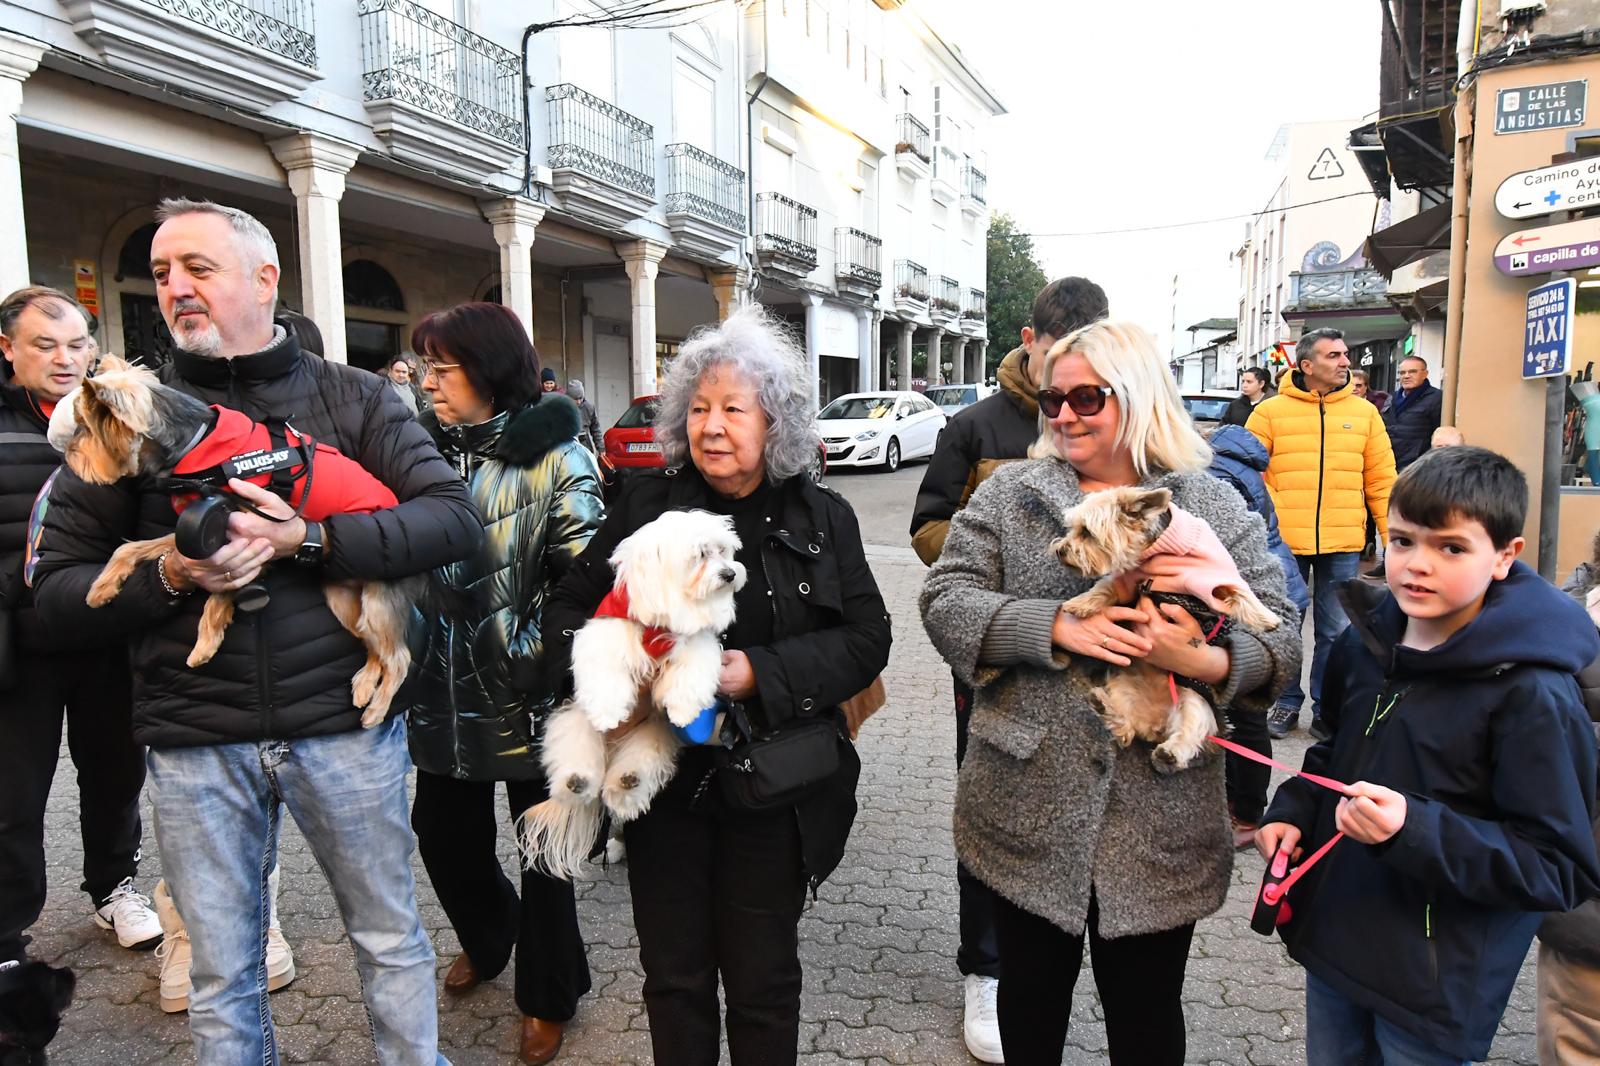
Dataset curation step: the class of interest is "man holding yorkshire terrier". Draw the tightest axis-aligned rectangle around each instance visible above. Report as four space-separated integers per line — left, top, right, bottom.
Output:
0 286 162 971
31 199 482 1066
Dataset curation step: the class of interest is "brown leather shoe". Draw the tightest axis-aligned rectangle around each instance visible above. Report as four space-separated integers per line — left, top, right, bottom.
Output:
443 954 479 996
519 1016 564 1065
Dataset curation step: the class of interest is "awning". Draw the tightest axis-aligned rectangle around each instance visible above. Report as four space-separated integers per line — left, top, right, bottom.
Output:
1363 199 1453 277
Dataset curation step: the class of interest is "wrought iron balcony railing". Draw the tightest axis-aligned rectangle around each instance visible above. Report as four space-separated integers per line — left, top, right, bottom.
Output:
962 164 987 206
665 143 745 231
358 0 521 145
896 113 930 164
836 227 883 287
156 0 316 66
547 83 654 196
963 287 986 321
934 275 960 314
1288 268 1390 308
756 193 818 265
895 259 929 302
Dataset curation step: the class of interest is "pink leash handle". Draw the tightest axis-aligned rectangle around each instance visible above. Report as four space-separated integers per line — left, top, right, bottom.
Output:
1263 830 1346 905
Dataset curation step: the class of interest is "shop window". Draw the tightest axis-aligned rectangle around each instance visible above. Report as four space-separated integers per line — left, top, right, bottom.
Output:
344 259 405 311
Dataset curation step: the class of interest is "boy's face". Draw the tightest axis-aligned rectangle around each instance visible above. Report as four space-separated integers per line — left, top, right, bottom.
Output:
1386 509 1524 633
1019 327 1057 388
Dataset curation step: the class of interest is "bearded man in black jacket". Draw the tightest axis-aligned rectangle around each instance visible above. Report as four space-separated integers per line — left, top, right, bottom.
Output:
30 200 482 1065
0 286 163 970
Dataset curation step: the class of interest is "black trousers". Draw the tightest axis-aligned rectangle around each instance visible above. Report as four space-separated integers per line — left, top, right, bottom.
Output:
624 775 808 1066
1222 705 1272 825
0 646 143 963
410 770 591 1021
952 675 1001 979
991 890 1195 1066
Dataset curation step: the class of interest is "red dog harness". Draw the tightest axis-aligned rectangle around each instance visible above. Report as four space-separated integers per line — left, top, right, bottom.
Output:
593 584 675 658
169 406 396 520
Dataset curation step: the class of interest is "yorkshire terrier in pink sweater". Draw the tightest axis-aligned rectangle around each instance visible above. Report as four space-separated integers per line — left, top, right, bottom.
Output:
1053 486 1280 771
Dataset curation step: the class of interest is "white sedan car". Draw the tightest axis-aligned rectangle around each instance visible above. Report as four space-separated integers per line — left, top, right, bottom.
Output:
817 391 947 472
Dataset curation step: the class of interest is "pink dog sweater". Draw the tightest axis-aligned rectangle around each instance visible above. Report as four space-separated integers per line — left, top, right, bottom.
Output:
1133 505 1247 614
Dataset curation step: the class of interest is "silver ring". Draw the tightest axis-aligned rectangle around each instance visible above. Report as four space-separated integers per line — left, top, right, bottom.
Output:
224 570 233 581
1100 635 1110 647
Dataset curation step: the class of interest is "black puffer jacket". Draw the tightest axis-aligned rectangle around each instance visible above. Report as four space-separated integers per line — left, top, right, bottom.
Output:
544 466 892 888
1382 379 1443 471
29 331 483 747
407 395 604 781
0 380 69 655
909 346 1039 565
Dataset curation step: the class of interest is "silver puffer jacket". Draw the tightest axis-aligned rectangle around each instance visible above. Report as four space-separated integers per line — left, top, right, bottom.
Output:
407 393 604 781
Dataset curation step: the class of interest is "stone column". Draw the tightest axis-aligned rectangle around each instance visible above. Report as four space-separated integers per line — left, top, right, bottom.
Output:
618 239 669 397
869 311 883 391
802 293 824 410
896 320 914 392
950 337 967 384
268 133 362 364
927 328 944 387
480 196 545 339
977 341 989 383
0 33 44 298
855 306 873 393
709 266 750 320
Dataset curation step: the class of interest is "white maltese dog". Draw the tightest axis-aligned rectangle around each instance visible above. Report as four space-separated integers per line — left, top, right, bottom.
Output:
520 509 747 879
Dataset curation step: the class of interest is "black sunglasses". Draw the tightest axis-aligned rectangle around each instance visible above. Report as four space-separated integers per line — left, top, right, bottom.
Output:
1036 384 1114 419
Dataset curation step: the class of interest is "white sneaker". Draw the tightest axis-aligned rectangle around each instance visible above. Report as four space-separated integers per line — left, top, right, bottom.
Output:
93 878 162 950
266 926 296 992
963 974 1004 1063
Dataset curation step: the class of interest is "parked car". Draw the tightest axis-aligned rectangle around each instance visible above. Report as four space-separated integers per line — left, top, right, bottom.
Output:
922 382 994 416
817 390 947 472
1182 390 1238 431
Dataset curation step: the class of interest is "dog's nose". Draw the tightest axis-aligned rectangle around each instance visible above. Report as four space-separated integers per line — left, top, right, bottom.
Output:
719 566 737 583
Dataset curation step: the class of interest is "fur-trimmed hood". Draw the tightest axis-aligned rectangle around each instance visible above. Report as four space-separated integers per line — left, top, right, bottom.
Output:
427 392 583 469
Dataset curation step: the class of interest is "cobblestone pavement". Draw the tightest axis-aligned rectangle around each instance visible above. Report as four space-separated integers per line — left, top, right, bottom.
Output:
30 495 1544 1063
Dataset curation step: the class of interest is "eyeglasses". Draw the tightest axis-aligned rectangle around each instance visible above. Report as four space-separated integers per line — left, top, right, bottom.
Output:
1036 384 1114 419
420 360 461 379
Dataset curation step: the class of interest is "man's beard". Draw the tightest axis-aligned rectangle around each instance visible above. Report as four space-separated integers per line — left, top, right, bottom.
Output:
170 304 222 357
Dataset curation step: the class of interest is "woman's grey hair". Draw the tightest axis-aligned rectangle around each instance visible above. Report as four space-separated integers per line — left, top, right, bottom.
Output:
655 304 818 481
155 198 280 273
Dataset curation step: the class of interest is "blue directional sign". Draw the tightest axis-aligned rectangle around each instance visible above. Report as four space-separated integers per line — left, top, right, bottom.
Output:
1524 277 1576 379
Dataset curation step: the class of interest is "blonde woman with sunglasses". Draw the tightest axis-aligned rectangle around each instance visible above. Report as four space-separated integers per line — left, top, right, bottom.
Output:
920 319 1301 1066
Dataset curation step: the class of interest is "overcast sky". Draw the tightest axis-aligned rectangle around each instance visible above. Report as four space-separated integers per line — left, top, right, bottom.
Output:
913 0 1383 353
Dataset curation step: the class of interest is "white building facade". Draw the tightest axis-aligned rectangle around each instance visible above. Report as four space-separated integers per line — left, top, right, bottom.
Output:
0 0 999 428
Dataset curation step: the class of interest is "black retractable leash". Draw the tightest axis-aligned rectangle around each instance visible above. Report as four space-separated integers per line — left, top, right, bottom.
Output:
157 418 317 613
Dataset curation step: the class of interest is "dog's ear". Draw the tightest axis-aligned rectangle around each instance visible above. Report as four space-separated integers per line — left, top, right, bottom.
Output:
1122 486 1172 520
68 386 141 484
93 353 133 375
81 364 155 435
47 965 75 1013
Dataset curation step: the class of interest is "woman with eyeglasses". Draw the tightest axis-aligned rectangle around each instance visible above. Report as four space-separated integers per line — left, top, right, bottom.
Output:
406 303 604 1065
920 320 1301 1066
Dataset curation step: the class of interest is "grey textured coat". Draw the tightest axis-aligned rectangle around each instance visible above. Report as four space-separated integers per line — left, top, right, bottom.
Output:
921 459 1300 937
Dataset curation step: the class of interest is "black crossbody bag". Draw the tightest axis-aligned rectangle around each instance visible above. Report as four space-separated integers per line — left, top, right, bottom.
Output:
715 700 846 811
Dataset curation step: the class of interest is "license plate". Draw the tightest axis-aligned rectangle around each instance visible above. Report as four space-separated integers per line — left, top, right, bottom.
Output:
826 447 846 456
626 442 661 454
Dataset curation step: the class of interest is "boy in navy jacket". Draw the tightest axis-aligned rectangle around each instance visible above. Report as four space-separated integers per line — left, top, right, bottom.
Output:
1258 446 1600 1064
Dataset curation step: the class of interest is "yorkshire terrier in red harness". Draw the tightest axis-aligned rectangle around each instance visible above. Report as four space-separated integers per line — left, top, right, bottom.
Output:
45 355 420 726
521 509 746 879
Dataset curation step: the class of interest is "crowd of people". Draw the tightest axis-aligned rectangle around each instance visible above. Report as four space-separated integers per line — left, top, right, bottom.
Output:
0 197 1595 1066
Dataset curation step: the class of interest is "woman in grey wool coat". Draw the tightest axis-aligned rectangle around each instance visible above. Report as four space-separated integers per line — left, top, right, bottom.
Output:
920 319 1301 1066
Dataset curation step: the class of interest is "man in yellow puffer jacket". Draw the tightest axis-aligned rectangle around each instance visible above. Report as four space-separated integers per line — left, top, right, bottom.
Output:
1248 328 1396 740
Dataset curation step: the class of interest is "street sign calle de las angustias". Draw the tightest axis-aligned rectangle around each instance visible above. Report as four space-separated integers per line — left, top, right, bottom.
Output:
1496 157 1600 218
1495 80 1588 135
1524 277 1576 379
1494 217 1600 276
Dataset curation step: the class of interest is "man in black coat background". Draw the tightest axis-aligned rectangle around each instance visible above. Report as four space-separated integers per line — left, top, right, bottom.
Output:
30 199 482 1064
1381 355 1443 471
0 286 160 969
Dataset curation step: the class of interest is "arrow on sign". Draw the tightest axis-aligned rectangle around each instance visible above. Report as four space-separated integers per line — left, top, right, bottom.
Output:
1514 200 1532 209
1513 234 1543 246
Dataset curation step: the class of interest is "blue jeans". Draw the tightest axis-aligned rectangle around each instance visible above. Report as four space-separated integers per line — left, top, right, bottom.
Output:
1296 552 1360 719
147 717 446 1066
1306 972 1470 1065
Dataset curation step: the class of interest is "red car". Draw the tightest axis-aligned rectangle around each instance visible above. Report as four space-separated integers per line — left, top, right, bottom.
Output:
599 394 826 491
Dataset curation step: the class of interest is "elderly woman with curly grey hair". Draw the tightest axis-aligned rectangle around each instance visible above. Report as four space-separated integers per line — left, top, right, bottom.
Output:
543 305 892 1066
